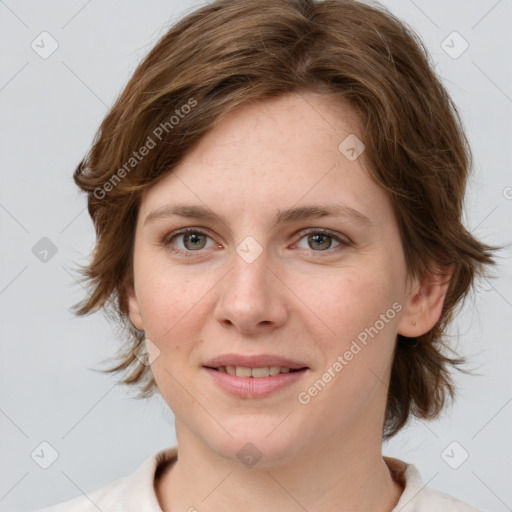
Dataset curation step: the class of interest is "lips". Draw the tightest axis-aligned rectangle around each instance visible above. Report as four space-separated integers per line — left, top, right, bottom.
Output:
203 353 309 370
202 354 309 398
203 366 308 398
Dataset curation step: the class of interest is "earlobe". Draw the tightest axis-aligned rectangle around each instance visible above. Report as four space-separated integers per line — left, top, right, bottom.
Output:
127 285 145 331
397 265 453 338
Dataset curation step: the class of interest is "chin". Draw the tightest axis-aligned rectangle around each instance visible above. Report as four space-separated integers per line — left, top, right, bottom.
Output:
205 425 304 468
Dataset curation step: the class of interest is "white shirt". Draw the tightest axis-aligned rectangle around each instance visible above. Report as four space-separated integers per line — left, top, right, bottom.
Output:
34 446 486 511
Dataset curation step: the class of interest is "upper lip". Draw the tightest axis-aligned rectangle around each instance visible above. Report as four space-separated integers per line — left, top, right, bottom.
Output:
203 354 309 370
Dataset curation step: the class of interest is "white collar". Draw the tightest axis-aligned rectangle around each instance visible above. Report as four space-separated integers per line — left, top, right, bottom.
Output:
67 446 479 512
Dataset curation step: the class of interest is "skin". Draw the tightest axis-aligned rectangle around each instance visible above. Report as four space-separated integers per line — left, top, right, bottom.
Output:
127 91 450 512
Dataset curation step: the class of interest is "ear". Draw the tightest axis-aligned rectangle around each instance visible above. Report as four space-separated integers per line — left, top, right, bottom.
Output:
397 264 453 338
127 284 145 331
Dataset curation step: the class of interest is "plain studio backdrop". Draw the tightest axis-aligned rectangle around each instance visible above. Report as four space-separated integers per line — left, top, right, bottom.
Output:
1 1 511 511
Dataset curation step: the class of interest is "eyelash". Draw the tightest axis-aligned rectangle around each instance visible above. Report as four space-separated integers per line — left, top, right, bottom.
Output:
161 227 351 258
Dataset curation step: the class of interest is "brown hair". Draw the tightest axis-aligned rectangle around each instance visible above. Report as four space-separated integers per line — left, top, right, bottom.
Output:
72 0 497 439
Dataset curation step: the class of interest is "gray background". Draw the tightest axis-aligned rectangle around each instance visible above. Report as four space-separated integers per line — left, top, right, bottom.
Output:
1 1 511 511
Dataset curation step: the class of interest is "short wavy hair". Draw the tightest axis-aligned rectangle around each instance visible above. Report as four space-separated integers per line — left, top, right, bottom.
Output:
72 0 497 439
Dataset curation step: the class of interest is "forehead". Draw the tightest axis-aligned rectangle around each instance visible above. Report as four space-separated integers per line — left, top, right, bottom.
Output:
138 91 391 227
190 92 363 170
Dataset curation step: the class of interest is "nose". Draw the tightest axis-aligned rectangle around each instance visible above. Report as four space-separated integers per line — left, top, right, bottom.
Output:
213 249 289 336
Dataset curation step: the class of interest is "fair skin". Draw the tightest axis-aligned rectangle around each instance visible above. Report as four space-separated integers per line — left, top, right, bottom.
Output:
127 91 449 512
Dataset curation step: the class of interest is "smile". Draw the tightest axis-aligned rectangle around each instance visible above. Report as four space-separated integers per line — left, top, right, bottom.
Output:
212 365 303 377
203 366 308 398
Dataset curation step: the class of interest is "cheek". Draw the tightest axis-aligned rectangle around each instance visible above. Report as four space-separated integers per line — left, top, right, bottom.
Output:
303 269 400 397
134 262 201 346
306 269 399 347
135 266 206 403
295 273 400 425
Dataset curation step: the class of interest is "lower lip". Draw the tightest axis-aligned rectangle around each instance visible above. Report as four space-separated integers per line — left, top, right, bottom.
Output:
203 367 308 398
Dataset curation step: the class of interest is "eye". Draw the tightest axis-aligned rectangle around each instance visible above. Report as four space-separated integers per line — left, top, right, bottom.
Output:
163 228 217 256
162 227 350 257
294 229 350 253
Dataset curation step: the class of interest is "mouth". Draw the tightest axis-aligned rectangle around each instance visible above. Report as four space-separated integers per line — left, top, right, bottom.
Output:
205 365 307 377
202 358 309 398
201 354 310 398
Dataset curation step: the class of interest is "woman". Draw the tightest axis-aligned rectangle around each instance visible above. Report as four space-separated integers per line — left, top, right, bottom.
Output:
36 0 496 510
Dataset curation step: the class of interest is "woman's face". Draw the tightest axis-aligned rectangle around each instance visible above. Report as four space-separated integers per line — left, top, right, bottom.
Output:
128 91 417 465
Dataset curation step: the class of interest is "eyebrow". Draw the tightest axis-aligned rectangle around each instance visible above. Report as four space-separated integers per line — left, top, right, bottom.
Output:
144 203 372 228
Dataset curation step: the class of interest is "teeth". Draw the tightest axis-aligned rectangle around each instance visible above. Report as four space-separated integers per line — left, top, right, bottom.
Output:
235 366 252 377
218 366 299 378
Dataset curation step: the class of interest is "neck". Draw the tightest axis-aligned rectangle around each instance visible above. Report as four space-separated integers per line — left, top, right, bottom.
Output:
156 424 404 512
